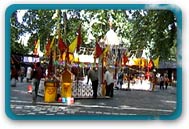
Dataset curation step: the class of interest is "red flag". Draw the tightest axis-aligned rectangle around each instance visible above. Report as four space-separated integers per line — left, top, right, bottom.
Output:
95 42 103 58
148 59 154 70
58 37 67 53
76 24 82 52
123 54 128 66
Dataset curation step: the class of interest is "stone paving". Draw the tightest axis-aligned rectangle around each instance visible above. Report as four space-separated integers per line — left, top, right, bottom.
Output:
9 82 178 118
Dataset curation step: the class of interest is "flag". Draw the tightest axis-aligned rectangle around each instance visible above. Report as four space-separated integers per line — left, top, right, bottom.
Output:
153 56 160 68
50 36 55 49
141 58 147 68
148 59 154 70
102 45 110 57
95 42 103 58
58 37 67 53
35 39 40 49
62 52 74 63
133 58 140 66
76 24 82 52
122 54 128 66
45 39 51 56
33 39 40 55
69 36 78 53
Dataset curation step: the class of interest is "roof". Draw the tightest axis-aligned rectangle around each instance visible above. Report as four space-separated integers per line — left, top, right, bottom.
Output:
159 61 177 69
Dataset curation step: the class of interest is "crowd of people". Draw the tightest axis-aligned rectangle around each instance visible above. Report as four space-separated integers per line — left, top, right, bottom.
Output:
11 62 43 103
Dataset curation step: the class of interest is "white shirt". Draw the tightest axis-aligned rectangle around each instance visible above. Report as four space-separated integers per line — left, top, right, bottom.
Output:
26 67 32 79
104 70 114 85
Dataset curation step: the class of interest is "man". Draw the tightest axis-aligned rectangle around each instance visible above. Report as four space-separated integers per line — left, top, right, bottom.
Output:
32 62 43 103
117 68 124 89
87 67 98 98
11 65 18 87
104 67 114 97
160 75 164 90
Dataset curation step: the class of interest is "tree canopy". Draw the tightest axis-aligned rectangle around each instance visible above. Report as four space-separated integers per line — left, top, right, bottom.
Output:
10 9 177 61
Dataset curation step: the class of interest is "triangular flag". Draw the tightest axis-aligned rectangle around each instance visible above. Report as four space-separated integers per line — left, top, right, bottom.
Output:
153 56 160 68
95 42 103 58
122 54 128 66
35 39 40 49
69 36 78 53
58 37 67 53
148 59 154 70
102 45 110 56
141 58 147 68
33 39 40 55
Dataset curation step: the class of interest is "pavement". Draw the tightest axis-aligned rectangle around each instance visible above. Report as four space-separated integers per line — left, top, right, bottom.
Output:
9 81 177 119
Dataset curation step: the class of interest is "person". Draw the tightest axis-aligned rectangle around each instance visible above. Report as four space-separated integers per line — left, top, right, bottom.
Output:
11 65 18 87
31 62 43 103
20 66 25 82
159 75 164 90
87 67 98 98
116 68 124 89
26 66 32 82
164 76 169 89
104 67 114 97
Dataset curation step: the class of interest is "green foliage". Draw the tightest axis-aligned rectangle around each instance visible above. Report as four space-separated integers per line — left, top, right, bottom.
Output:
10 9 177 61
10 11 29 55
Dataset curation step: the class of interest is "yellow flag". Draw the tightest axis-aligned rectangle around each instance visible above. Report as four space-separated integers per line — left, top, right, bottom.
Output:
62 52 74 62
35 39 40 49
133 58 140 66
102 45 110 56
50 36 55 49
141 58 147 67
69 36 78 53
153 56 160 68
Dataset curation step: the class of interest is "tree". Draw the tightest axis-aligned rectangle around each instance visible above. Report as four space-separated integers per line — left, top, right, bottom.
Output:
11 9 177 61
10 11 29 54
127 10 177 61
